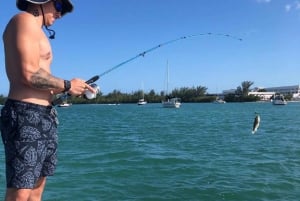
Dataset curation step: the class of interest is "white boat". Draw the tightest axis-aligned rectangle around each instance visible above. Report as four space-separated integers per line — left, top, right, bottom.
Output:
108 103 120 106
137 98 147 105
137 82 147 105
272 94 287 105
213 97 226 104
58 102 72 107
162 97 181 108
162 61 181 108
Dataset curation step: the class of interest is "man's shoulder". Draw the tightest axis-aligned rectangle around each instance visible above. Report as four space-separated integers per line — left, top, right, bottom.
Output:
11 12 37 24
4 12 41 40
6 12 40 35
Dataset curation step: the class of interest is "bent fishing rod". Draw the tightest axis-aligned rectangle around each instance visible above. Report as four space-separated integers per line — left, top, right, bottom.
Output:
52 32 242 106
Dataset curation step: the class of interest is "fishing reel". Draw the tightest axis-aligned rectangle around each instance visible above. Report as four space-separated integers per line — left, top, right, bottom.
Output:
52 75 100 106
84 83 100 99
83 75 100 99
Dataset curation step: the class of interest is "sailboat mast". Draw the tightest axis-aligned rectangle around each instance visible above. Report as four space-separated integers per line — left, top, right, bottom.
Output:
141 81 144 99
165 60 169 96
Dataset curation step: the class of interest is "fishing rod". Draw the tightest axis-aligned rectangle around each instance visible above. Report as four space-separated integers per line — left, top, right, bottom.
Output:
52 32 242 106
97 33 242 78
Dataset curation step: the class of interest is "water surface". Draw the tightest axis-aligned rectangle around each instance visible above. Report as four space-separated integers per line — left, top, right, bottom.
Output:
0 103 299 200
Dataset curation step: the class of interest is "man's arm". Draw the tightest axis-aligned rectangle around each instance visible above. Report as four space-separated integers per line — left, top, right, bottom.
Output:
11 13 96 96
14 13 65 91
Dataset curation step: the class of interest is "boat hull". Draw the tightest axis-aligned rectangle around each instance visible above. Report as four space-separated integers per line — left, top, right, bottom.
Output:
272 100 287 105
58 103 71 107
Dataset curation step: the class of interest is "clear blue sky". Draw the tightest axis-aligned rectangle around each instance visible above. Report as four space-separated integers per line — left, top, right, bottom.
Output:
1 0 300 95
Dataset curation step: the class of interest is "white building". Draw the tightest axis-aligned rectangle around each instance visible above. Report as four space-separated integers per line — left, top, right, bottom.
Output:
265 85 300 100
248 92 274 101
222 85 300 101
264 85 300 95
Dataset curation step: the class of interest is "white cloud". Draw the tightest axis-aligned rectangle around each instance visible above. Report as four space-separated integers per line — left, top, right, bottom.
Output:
285 1 300 12
285 4 292 12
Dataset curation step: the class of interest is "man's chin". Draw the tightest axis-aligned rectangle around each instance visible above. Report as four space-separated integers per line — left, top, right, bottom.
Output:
48 21 54 26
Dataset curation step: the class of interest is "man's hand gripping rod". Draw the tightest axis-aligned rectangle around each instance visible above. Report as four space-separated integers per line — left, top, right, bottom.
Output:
52 75 100 106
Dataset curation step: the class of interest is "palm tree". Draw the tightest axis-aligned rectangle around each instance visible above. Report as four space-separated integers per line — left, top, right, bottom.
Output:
241 81 254 97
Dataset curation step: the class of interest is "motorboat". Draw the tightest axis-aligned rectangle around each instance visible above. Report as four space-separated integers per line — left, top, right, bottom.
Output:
272 94 287 105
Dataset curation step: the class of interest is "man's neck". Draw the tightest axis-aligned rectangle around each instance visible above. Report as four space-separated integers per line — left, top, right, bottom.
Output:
27 5 44 27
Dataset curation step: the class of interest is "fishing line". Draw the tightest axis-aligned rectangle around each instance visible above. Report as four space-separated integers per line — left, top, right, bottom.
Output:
52 32 242 105
98 32 242 78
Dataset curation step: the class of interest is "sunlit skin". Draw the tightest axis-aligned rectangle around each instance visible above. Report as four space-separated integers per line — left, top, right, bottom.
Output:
3 0 95 107
2 1 94 200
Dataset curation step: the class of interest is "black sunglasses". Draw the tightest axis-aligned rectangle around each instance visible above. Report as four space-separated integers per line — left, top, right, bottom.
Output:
53 0 63 12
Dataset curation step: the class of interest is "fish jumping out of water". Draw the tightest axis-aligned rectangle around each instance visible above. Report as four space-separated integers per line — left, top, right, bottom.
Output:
252 113 260 134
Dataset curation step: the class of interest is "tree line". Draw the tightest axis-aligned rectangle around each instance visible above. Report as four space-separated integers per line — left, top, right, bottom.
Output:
66 85 215 104
0 81 283 105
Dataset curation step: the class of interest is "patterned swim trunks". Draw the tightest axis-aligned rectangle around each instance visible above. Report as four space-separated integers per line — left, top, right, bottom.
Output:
0 99 59 189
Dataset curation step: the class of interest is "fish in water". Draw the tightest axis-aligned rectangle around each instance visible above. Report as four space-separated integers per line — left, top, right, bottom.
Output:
252 114 260 134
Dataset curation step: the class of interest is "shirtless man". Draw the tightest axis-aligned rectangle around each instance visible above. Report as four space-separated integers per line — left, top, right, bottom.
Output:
0 0 95 200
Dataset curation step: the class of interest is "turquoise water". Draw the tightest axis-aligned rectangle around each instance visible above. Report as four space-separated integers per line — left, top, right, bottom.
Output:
1 103 300 200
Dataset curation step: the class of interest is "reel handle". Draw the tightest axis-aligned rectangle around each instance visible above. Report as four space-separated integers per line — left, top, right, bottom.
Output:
85 75 100 84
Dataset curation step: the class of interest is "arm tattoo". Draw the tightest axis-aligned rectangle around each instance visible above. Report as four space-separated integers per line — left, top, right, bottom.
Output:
30 68 62 90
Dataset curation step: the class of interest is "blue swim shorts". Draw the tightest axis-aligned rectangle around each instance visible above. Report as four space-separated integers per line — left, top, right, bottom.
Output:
0 99 59 189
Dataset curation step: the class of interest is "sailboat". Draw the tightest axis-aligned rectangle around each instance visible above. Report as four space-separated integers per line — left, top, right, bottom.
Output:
137 82 147 105
162 60 181 108
213 87 226 104
137 98 147 105
213 97 226 104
